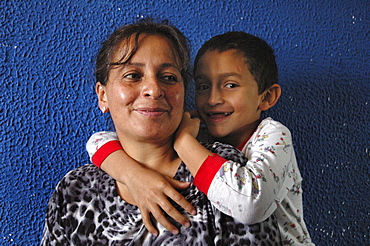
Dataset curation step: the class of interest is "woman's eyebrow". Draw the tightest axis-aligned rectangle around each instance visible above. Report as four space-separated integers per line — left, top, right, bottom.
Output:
128 62 180 70
109 61 127 66
160 63 180 70
125 62 144 67
111 62 178 68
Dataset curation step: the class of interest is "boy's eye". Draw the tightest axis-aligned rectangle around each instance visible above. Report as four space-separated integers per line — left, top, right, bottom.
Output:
196 83 210 91
225 82 239 89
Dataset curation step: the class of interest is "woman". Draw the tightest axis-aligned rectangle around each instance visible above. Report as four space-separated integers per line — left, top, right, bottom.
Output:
41 18 281 245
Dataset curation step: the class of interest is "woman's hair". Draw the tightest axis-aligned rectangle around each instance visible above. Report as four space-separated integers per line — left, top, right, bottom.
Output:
96 18 190 86
194 31 278 94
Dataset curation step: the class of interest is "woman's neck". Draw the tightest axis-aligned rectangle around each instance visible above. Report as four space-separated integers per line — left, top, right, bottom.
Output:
114 135 182 205
119 137 181 177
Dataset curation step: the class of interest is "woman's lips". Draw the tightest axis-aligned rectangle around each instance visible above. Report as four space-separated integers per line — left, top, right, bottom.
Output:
135 108 167 117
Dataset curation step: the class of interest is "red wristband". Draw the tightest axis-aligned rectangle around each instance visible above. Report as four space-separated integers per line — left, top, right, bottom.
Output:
193 154 226 195
91 140 122 168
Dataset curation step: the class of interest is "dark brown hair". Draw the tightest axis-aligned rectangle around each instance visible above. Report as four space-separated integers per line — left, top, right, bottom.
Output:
96 18 190 86
194 31 278 94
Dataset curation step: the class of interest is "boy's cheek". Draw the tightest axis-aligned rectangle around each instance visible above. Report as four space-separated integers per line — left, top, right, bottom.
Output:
195 94 201 106
195 99 205 112
195 90 207 101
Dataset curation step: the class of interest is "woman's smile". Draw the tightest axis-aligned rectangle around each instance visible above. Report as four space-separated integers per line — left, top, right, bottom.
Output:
98 34 185 142
134 107 168 117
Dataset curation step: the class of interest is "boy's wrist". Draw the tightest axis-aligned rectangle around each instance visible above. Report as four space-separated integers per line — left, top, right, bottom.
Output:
174 133 195 153
119 161 146 185
100 149 146 185
92 140 123 168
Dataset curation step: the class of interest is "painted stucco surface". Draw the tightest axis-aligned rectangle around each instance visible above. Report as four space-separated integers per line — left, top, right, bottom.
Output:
1 0 369 245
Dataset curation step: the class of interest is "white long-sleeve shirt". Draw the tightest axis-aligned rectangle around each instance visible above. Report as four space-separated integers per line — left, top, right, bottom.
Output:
86 117 314 245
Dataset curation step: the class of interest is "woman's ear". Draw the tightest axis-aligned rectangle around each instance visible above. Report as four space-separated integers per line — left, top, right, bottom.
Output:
259 84 282 111
96 82 109 113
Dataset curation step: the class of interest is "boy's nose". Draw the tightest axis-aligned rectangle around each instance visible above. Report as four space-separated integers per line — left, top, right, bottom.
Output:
142 77 164 99
207 88 223 106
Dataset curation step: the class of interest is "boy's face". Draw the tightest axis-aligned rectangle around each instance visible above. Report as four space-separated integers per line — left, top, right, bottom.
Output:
195 49 265 146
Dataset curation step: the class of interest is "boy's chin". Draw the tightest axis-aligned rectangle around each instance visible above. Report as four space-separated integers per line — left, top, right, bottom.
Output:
208 129 228 140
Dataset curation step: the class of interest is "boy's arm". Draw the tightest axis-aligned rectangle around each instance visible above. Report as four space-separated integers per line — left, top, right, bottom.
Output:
174 113 225 198
175 116 296 224
174 112 214 177
86 132 196 236
210 124 296 224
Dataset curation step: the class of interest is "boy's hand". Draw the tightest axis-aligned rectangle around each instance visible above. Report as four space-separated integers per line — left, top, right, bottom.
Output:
174 111 212 177
123 165 197 236
175 111 201 144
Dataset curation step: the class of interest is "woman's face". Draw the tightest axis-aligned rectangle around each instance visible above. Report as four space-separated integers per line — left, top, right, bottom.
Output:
97 34 185 143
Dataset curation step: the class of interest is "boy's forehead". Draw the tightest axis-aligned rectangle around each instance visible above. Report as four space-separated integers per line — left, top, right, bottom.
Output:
196 50 248 73
194 49 257 85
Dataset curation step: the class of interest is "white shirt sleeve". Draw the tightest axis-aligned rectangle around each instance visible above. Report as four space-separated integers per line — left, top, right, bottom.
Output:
207 118 297 224
85 131 119 162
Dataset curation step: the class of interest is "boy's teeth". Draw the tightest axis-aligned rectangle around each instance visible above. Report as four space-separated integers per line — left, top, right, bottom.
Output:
209 112 231 116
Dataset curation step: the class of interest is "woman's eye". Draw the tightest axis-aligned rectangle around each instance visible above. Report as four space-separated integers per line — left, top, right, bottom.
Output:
161 75 178 83
124 73 141 80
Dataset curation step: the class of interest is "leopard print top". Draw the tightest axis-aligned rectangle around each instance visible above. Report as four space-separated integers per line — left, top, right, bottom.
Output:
41 143 282 245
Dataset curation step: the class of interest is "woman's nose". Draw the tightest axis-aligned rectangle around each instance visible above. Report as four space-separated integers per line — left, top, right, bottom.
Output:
142 77 164 99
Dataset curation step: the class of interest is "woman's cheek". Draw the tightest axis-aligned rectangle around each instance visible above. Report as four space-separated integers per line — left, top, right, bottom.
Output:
170 85 185 106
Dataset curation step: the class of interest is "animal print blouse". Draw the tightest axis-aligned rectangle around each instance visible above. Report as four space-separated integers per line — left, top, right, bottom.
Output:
41 143 282 245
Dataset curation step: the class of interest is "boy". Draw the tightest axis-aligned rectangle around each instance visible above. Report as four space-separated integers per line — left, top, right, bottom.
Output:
87 32 314 245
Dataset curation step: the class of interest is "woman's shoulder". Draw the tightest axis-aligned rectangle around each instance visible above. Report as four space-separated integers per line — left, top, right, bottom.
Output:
55 164 110 195
60 164 99 182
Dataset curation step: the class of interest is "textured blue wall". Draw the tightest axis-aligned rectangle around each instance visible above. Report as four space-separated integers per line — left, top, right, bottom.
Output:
1 0 369 245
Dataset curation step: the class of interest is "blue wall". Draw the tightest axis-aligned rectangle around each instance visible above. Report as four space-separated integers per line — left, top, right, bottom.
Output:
1 0 369 245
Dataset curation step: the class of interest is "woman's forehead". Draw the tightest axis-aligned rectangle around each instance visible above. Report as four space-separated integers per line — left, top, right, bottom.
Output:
112 34 180 67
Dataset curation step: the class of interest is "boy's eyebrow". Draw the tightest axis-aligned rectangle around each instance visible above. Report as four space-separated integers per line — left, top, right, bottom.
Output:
219 72 243 79
194 74 206 80
195 72 242 80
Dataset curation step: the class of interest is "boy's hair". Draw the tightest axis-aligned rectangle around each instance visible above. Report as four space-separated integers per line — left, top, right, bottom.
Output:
194 31 278 94
96 17 190 87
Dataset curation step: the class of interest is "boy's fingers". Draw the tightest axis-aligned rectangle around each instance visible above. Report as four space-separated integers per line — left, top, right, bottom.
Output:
139 201 181 235
166 179 196 215
168 178 190 190
140 209 158 236
156 198 191 230
187 110 198 118
175 197 197 216
137 175 195 234
150 205 180 234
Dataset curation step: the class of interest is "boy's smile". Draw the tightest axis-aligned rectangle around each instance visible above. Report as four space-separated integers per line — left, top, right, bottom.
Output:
195 49 264 146
206 111 232 120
